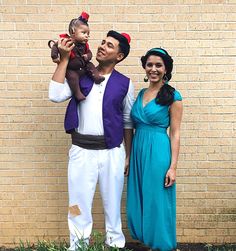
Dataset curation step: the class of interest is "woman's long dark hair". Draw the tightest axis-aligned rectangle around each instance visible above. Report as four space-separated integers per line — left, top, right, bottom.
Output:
156 84 175 106
141 48 175 106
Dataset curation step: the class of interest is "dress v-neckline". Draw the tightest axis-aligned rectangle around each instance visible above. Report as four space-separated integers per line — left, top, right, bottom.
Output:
141 88 155 109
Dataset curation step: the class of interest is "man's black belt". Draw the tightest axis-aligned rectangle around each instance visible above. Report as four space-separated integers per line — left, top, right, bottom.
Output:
71 131 107 150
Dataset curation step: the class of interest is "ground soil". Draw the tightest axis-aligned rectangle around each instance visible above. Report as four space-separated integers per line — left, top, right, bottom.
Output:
1 242 236 251
125 242 236 251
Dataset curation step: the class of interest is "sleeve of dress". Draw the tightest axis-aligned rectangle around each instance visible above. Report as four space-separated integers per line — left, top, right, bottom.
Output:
173 90 182 102
123 80 135 129
48 79 72 103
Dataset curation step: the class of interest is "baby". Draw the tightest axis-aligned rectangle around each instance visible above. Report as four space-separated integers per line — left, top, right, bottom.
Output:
48 11 104 101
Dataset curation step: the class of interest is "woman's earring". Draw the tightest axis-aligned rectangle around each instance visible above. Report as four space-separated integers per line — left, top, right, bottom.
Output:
163 74 168 84
144 75 149 82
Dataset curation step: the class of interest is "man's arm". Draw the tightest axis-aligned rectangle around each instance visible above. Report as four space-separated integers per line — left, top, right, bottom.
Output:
49 79 72 103
123 80 135 176
124 128 133 176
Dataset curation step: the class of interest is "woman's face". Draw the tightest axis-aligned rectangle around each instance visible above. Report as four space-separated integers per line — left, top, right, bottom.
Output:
145 55 166 84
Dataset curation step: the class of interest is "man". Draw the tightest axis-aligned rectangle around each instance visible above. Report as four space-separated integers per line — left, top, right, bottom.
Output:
49 30 134 250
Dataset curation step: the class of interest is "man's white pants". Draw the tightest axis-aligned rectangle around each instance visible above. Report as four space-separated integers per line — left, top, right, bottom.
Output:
67 144 126 250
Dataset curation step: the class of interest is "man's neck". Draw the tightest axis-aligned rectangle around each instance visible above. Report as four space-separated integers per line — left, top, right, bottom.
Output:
97 64 115 75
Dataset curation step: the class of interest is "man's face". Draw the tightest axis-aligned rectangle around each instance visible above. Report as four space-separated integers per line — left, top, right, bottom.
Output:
96 36 124 64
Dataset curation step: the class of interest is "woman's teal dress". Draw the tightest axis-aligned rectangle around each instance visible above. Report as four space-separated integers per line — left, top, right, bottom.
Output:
127 88 182 251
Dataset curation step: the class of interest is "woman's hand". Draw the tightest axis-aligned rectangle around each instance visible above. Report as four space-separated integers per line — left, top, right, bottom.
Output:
165 167 176 187
124 157 130 176
58 37 75 62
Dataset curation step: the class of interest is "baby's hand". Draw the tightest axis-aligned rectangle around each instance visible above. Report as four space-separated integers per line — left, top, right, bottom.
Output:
82 54 89 62
52 57 60 64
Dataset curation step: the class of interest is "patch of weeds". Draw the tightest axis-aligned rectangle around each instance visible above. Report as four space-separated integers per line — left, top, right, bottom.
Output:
205 243 236 251
15 239 68 251
13 231 132 251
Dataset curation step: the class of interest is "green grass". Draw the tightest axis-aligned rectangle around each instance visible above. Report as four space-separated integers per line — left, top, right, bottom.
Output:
2 232 235 251
14 232 131 251
16 239 68 251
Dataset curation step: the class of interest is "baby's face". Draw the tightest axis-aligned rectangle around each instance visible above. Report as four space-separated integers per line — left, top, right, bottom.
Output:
73 24 90 44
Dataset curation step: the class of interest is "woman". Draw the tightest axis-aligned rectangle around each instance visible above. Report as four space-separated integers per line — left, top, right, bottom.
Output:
127 48 183 251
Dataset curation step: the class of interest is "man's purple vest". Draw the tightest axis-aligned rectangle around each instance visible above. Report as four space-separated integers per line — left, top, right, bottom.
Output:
64 70 130 149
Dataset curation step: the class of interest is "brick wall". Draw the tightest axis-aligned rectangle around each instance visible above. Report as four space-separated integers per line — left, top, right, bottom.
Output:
0 0 235 246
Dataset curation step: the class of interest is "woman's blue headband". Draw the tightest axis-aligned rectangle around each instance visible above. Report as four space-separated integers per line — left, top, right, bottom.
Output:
147 48 167 55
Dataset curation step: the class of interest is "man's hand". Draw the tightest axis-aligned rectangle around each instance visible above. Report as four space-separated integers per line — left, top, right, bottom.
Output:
58 37 75 61
51 38 74 83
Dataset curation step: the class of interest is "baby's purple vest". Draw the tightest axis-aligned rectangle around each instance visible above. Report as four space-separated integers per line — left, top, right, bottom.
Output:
64 70 130 149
